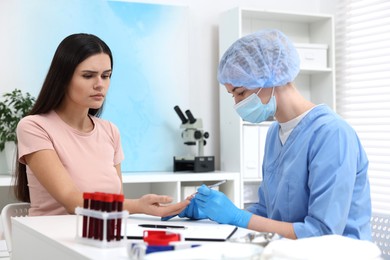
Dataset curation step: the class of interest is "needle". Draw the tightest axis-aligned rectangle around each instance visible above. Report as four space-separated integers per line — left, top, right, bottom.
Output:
161 180 227 221
206 180 226 189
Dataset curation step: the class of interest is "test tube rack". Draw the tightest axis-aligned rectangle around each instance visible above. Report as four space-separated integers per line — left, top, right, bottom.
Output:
75 207 129 248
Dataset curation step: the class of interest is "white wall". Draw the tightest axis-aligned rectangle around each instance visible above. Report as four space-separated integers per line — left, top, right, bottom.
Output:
0 0 337 173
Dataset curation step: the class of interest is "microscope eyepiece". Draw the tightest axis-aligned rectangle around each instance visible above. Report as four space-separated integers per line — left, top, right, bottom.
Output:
185 110 196 124
174 105 188 124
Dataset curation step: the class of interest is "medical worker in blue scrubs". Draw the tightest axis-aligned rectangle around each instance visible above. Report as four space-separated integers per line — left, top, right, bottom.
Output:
165 29 372 240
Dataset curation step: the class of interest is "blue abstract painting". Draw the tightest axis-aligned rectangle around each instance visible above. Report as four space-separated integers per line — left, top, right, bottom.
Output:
0 0 190 172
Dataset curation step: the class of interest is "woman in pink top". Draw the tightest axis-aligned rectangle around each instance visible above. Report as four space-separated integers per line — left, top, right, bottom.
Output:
14 33 189 216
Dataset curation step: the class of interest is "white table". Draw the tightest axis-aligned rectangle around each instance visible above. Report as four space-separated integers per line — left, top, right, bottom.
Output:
11 214 254 260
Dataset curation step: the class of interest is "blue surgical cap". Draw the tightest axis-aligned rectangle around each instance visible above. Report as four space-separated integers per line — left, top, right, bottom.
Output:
217 29 300 89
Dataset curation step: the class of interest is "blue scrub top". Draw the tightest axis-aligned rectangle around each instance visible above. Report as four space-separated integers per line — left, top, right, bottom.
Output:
247 105 372 240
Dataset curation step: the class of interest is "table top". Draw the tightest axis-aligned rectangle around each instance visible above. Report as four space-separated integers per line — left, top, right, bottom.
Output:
12 214 262 259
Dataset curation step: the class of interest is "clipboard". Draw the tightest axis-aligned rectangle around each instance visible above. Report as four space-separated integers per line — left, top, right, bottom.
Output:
124 214 238 242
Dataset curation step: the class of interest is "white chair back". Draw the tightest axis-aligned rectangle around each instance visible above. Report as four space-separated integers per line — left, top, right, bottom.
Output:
1 202 30 255
371 211 390 260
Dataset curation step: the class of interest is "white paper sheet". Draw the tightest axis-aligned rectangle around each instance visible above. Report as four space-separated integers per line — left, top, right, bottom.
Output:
125 215 237 241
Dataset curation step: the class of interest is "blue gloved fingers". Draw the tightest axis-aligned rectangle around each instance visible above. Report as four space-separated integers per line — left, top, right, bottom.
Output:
188 199 207 219
178 200 193 218
197 184 212 196
195 184 253 228
175 198 207 220
194 189 224 210
161 214 177 221
195 185 220 203
161 199 197 221
194 189 253 228
194 197 206 208
194 192 209 204
161 194 209 221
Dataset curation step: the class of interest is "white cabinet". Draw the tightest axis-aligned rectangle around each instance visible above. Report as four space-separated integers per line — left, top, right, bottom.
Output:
218 7 335 208
0 171 240 210
120 171 240 205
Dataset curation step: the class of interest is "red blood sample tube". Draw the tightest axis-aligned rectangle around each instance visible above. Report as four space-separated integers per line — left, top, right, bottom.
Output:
82 192 93 238
93 192 104 240
114 194 124 241
102 193 114 241
88 193 97 239
111 194 118 240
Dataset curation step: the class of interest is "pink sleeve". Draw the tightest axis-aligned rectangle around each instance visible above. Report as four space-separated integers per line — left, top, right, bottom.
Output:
110 122 124 166
16 116 54 164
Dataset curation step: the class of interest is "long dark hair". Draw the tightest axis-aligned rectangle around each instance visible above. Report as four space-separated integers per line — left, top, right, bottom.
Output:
14 33 113 202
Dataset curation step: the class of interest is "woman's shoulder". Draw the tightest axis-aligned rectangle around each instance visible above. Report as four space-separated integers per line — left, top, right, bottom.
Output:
17 111 61 139
18 111 57 127
90 116 120 134
91 115 115 127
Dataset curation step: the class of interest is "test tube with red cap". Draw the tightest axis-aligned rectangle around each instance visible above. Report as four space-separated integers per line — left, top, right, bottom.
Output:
88 193 97 238
102 193 114 241
114 194 124 241
93 192 105 240
82 192 93 238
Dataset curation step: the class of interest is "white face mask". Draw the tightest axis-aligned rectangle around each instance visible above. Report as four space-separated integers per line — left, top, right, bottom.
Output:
234 87 276 123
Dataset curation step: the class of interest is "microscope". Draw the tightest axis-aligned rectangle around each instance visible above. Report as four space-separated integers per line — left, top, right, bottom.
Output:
173 105 215 172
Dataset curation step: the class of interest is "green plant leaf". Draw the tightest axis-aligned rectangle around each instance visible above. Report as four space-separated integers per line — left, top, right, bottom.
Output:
0 88 36 151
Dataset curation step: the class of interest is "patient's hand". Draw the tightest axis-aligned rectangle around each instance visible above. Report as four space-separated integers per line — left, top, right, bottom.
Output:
135 194 190 217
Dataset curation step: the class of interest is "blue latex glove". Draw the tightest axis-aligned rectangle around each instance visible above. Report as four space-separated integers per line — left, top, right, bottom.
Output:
194 184 252 228
161 198 207 221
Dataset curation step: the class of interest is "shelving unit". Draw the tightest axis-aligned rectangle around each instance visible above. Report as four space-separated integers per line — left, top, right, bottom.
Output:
0 171 240 210
218 7 335 208
121 171 240 205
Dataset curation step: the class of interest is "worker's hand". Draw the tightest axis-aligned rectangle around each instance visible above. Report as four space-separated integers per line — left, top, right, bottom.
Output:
194 184 252 228
177 198 207 220
161 197 207 221
160 195 207 221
